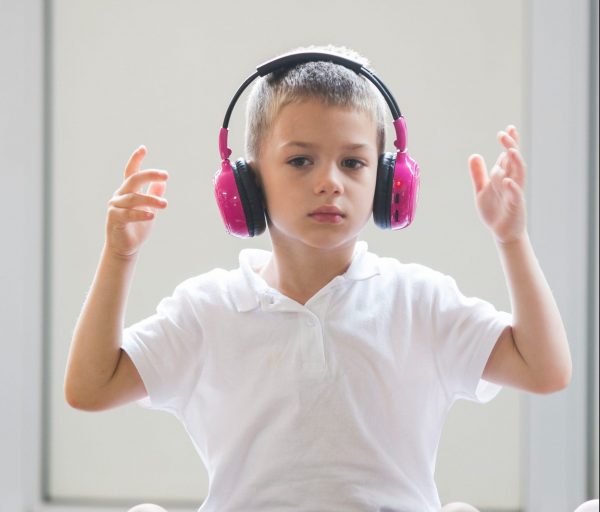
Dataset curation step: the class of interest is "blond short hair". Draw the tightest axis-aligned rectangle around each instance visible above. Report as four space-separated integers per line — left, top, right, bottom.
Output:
244 44 387 164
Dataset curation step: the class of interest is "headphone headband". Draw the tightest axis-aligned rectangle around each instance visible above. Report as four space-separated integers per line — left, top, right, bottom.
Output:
256 51 364 75
222 51 402 130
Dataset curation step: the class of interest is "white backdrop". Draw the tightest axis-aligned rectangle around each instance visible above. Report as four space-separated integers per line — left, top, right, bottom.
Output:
46 1 525 509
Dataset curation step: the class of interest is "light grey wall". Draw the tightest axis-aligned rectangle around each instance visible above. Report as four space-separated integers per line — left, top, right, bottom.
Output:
526 0 599 510
585 0 599 500
593 0 599 494
0 0 44 510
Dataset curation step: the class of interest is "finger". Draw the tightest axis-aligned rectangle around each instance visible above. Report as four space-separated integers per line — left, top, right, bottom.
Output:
490 152 507 193
118 169 169 194
498 130 518 151
468 154 489 194
147 180 167 198
499 151 509 169
493 151 507 171
108 205 155 224
506 125 520 146
502 177 524 208
507 147 526 187
124 145 147 179
109 192 168 211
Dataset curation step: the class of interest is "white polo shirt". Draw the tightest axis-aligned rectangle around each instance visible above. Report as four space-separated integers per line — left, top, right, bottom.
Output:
122 241 511 512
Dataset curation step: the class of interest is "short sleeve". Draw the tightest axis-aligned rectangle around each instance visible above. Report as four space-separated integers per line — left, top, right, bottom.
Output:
429 273 512 403
121 280 204 416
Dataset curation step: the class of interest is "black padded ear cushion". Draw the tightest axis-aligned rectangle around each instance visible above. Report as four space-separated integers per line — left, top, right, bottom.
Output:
232 158 266 237
373 152 395 229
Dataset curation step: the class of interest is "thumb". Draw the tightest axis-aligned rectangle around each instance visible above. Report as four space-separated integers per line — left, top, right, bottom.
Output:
468 154 488 194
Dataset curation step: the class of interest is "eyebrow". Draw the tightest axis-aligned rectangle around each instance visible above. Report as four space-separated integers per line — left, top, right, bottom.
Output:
280 141 371 151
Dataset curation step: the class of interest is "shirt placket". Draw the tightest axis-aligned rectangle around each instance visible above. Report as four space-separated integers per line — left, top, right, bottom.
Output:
299 310 325 376
301 276 345 376
259 277 344 378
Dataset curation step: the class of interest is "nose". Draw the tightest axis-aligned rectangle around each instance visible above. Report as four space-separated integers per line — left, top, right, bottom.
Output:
313 161 344 196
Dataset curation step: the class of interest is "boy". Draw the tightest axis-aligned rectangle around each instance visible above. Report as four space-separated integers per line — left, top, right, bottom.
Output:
65 46 573 511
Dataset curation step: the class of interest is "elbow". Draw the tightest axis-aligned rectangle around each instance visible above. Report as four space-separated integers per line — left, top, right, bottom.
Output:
64 379 86 410
64 378 103 412
533 365 572 394
65 392 104 412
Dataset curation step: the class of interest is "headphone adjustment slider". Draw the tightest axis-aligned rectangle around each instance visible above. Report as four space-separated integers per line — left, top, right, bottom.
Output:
219 127 233 160
392 117 408 153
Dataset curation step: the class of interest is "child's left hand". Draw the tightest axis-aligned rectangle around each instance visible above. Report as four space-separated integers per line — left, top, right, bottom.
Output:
468 125 527 244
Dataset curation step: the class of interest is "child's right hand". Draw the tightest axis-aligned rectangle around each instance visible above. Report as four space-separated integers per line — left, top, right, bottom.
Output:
105 145 169 259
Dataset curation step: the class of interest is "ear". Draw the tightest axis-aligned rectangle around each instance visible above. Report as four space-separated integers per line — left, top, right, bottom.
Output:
247 159 269 225
247 160 262 187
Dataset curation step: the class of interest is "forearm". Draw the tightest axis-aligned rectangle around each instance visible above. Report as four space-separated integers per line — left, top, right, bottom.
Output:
497 233 572 387
64 245 138 404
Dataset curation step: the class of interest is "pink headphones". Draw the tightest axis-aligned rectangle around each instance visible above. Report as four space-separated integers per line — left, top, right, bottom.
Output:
214 51 420 238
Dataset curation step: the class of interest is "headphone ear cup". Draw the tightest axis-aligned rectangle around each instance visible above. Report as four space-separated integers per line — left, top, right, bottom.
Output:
232 158 266 237
373 152 395 229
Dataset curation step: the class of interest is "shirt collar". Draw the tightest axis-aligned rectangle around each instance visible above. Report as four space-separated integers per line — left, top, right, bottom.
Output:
229 241 380 313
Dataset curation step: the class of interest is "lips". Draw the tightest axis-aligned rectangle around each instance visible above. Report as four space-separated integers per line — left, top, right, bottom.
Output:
308 205 345 224
309 205 345 216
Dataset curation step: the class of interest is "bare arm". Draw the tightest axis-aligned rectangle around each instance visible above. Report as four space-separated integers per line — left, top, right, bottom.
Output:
469 126 572 393
64 146 169 410
485 234 572 393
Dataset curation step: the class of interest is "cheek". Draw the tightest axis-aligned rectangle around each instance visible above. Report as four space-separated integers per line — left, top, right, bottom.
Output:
260 177 297 213
352 171 377 201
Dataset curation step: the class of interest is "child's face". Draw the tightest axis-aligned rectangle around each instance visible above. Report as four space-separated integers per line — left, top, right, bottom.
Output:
255 99 378 252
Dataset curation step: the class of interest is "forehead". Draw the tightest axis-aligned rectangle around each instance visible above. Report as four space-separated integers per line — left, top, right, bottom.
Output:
268 99 378 150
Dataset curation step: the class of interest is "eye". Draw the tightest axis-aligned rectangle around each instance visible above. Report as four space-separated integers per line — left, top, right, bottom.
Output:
287 157 312 168
342 158 365 170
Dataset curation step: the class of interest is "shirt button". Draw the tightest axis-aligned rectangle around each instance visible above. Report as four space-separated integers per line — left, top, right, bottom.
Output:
306 318 315 326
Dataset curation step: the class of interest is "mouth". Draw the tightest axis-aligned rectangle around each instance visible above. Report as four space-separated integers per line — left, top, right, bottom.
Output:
308 206 345 224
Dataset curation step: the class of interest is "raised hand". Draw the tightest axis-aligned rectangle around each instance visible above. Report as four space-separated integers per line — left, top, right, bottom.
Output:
105 146 169 258
468 125 527 244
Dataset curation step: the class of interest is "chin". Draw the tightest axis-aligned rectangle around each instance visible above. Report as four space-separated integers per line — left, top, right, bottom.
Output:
267 217 368 251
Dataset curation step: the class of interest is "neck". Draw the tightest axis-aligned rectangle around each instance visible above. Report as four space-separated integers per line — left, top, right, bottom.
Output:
259 237 358 305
